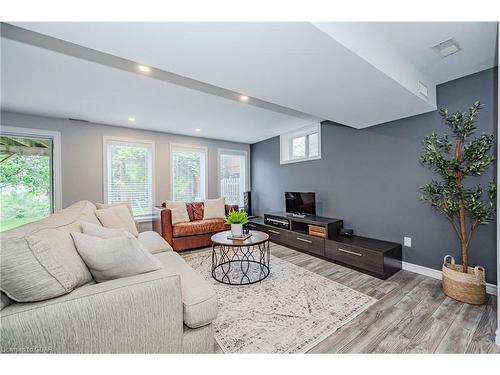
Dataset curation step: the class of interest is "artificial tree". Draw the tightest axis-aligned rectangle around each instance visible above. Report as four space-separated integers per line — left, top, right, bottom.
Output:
420 101 496 273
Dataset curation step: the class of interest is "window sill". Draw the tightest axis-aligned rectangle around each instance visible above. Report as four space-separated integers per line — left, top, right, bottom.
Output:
280 155 321 165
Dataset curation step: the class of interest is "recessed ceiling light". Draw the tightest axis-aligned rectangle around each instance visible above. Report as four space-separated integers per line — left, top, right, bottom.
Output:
239 95 249 101
432 38 461 58
195 128 201 132
128 117 136 122
138 65 151 73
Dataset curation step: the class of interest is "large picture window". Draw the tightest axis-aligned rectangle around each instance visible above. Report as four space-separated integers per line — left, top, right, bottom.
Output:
170 144 207 202
0 126 61 232
218 149 248 207
103 137 154 219
280 123 321 164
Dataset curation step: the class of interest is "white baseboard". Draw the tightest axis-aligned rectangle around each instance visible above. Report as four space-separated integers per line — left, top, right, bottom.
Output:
401 261 498 296
496 329 500 347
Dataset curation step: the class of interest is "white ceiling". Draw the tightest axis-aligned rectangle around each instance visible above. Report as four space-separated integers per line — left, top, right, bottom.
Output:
1 22 497 143
1 39 311 143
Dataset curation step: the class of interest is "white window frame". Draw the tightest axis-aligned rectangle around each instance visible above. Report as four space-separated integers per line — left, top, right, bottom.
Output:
169 143 208 201
217 148 250 208
0 125 62 212
280 123 322 165
102 136 155 221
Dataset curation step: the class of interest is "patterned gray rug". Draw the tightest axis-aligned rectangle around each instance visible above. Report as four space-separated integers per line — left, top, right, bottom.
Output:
182 248 377 353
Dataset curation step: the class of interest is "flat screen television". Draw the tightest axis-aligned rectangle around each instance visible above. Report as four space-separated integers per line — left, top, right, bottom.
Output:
285 192 316 216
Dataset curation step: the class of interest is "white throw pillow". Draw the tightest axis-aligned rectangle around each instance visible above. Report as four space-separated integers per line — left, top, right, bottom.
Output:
95 205 139 237
81 221 130 239
203 198 226 219
164 201 190 224
71 232 162 283
96 201 134 217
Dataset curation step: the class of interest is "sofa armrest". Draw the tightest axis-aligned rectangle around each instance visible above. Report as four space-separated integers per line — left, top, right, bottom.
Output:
153 208 174 245
225 204 240 215
1 271 183 353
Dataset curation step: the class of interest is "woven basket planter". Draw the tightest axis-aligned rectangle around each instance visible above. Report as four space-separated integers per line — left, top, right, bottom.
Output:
442 255 486 305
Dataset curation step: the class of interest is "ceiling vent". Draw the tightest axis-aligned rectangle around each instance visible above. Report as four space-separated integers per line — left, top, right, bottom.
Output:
432 38 461 58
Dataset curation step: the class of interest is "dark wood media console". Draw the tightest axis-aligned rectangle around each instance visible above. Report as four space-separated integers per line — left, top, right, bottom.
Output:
247 212 402 279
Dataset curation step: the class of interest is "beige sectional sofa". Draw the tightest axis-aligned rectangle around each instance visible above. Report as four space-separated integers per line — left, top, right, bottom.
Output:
0 200 217 353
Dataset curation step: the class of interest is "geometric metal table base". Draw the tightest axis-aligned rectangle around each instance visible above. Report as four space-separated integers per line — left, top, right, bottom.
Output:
211 237 270 285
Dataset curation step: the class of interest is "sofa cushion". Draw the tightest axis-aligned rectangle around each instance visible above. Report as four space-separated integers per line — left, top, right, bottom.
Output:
164 201 190 224
137 231 173 254
155 252 217 328
173 219 228 237
95 205 139 237
186 202 204 221
203 198 226 220
0 200 97 302
71 232 162 283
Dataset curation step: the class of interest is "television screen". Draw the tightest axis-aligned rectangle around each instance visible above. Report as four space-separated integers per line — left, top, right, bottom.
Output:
285 192 316 216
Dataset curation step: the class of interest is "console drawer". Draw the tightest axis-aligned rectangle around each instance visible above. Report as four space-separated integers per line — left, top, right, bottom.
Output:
288 233 325 256
245 222 266 232
325 240 383 274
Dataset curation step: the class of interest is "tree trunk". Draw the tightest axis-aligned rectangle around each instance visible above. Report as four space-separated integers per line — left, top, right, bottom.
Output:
455 141 468 273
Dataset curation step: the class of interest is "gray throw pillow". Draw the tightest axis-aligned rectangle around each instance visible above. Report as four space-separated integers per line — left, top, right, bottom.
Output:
71 232 162 283
81 221 129 239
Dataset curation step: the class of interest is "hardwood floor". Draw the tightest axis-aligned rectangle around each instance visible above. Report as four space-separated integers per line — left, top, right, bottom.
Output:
206 242 499 353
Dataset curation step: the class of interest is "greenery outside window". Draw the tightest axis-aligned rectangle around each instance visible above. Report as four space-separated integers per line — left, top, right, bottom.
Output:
170 144 207 202
103 137 155 219
0 126 61 232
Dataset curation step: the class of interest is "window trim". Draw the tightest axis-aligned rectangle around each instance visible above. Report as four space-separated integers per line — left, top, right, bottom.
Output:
169 143 208 201
102 136 155 220
0 125 62 212
217 148 250 207
280 123 321 165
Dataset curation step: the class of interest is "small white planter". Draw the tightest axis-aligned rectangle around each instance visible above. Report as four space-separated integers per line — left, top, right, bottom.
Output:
231 223 243 237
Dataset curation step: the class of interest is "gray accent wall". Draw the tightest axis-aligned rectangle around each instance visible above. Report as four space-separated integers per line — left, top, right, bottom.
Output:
0 111 250 211
251 68 498 284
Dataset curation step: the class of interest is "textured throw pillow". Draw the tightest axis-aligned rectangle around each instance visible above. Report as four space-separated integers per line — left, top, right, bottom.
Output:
0 200 97 302
95 205 139 237
164 201 190 224
203 198 226 219
71 232 162 283
186 202 204 221
81 221 130 239
96 201 134 217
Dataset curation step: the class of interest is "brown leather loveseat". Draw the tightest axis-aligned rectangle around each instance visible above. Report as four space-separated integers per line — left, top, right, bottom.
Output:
153 202 239 251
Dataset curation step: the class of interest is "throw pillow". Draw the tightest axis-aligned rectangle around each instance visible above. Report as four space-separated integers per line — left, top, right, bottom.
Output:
186 202 204 221
203 197 226 219
95 205 139 237
81 221 130 239
164 200 190 224
96 201 134 217
71 232 162 283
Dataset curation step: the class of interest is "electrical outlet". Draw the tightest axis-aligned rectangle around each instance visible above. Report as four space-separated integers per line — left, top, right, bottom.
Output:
404 237 412 247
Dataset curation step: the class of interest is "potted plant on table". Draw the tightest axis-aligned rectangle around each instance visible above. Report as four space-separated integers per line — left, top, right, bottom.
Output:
225 209 249 238
419 101 496 305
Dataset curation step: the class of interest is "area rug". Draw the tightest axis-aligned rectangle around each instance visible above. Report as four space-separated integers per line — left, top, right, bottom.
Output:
182 248 377 353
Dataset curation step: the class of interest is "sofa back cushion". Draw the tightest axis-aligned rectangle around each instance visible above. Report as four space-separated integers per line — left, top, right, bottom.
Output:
186 202 204 221
0 200 98 302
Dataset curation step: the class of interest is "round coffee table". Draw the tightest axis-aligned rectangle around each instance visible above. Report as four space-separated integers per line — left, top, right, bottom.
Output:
211 230 270 285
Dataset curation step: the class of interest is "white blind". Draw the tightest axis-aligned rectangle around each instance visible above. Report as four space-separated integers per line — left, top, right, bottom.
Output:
219 150 246 207
171 146 206 202
106 140 153 217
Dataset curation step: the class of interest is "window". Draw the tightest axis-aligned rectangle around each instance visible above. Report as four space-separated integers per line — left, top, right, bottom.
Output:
103 137 154 219
170 144 207 202
0 126 61 232
280 123 321 164
218 149 248 207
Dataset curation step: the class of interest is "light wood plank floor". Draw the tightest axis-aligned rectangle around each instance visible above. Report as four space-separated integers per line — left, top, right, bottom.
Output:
198 243 498 353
